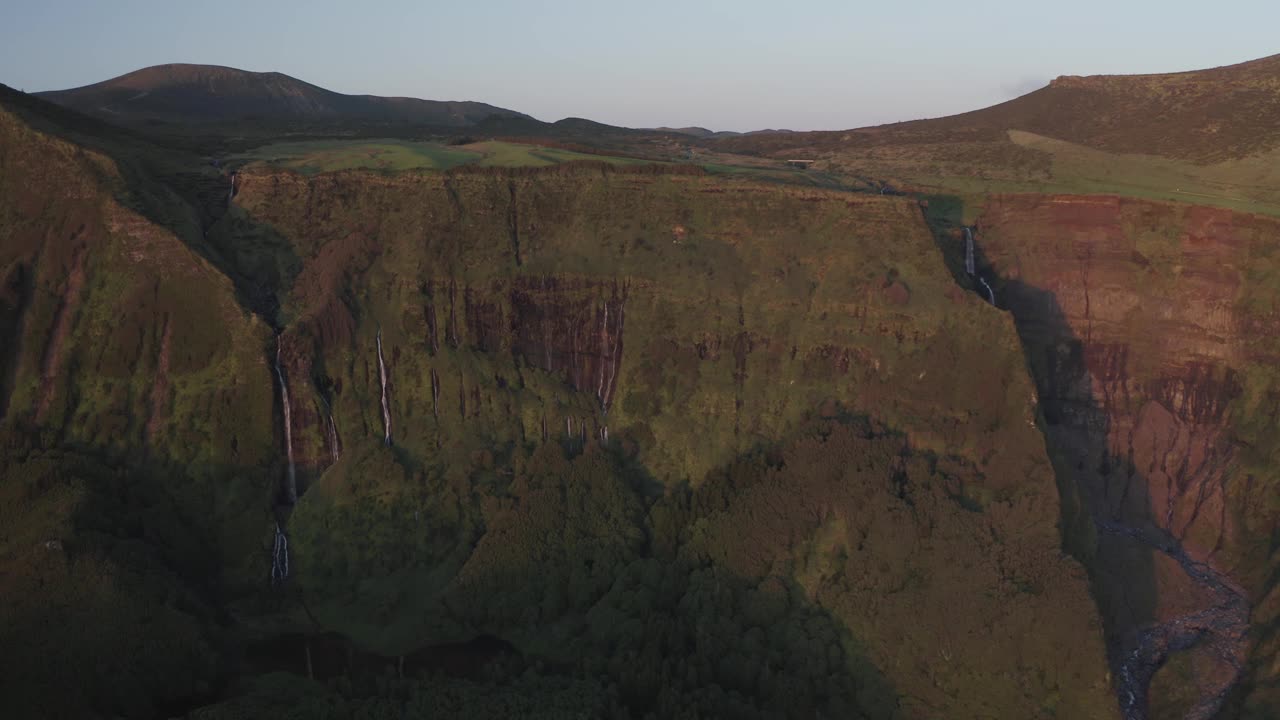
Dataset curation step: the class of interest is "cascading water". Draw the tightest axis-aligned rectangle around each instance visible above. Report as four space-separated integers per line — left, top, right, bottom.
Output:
318 395 340 464
979 277 996 305
963 227 976 276
270 523 289 583
597 304 610 403
274 336 297 504
965 227 995 306
376 329 392 446
430 368 440 419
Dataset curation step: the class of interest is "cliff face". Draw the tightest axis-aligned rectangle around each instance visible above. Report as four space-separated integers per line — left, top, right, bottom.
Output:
211 168 1119 717
227 167 1056 499
0 107 277 716
974 194 1280 718
0 96 1123 718
0 105 276 537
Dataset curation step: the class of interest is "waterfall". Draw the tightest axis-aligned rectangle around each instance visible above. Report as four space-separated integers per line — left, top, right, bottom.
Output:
327 414 340 463
430 368 440 419
597 304 609 403
963 227 975 275
600 298 623 411
274 336 297 504
376 329 392 446
228 173 236 208
979 277 996 306
318 395 340 464
270 523 289 583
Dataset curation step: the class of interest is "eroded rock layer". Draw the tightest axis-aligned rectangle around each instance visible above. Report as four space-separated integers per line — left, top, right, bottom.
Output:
975 194 1280 719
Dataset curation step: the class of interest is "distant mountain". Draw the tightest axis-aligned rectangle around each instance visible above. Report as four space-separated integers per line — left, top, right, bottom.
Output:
463 115 652 141
654 127 798 139
655 126 742 139
35 63 529 128
715 54 1280 161
656 126 717 138
917 53 1280 160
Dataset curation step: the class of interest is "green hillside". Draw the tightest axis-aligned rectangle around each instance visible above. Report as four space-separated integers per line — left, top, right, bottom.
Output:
0 93 1119 719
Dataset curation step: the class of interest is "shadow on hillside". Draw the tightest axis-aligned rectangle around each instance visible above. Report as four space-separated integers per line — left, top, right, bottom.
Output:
999 278 1159 692
228 411 912 719
0 85 299 324
0 420 281 719
0 411 902 719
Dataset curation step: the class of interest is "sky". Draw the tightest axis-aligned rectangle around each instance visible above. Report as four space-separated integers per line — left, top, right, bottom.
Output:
2 0 1277 132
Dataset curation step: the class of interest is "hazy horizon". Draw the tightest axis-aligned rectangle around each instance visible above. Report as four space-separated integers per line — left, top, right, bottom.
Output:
4 0 1278 132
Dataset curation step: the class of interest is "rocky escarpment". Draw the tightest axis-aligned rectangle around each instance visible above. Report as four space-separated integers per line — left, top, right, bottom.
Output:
2 92 1125 718
973 194 1280 719
205 166 1122 717
222 168 1041 484
0 104 279 716
0 105 276 506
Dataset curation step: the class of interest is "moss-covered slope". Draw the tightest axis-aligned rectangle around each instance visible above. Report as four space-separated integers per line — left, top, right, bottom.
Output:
0 97 1119 719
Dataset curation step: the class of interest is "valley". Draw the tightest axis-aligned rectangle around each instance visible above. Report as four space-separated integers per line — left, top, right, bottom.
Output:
2 52 1279 720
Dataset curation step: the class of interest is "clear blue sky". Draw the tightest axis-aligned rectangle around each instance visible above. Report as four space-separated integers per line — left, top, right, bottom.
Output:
2 0 1276 132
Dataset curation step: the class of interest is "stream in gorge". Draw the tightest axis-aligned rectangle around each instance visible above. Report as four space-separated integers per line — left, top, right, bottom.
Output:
1098 519 1248 720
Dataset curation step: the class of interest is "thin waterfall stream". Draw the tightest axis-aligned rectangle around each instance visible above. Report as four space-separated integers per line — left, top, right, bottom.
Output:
964 227 995 305
376 329 391 446
273 335 296 504
318 394 340 464
270 335 296 587
978 277 996 305
270 522 289 583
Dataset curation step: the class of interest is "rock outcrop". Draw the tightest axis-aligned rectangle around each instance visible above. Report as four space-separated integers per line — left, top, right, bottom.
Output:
975 193 1280 719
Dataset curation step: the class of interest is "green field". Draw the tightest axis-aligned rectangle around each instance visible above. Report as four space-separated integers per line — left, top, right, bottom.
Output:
228 139 658 174
803 129 1280 218
1004 130 1280 214
702 161 866 191
465 140 654 168
228 139 480 174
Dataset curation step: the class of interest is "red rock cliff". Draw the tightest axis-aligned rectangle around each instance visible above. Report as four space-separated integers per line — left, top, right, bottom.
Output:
975 194 1280 717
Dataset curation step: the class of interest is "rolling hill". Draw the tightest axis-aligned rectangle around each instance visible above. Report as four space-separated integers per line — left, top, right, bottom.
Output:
944 53 1280 161
35 63 529 128
716 54 1280 161
707 54 1280 214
